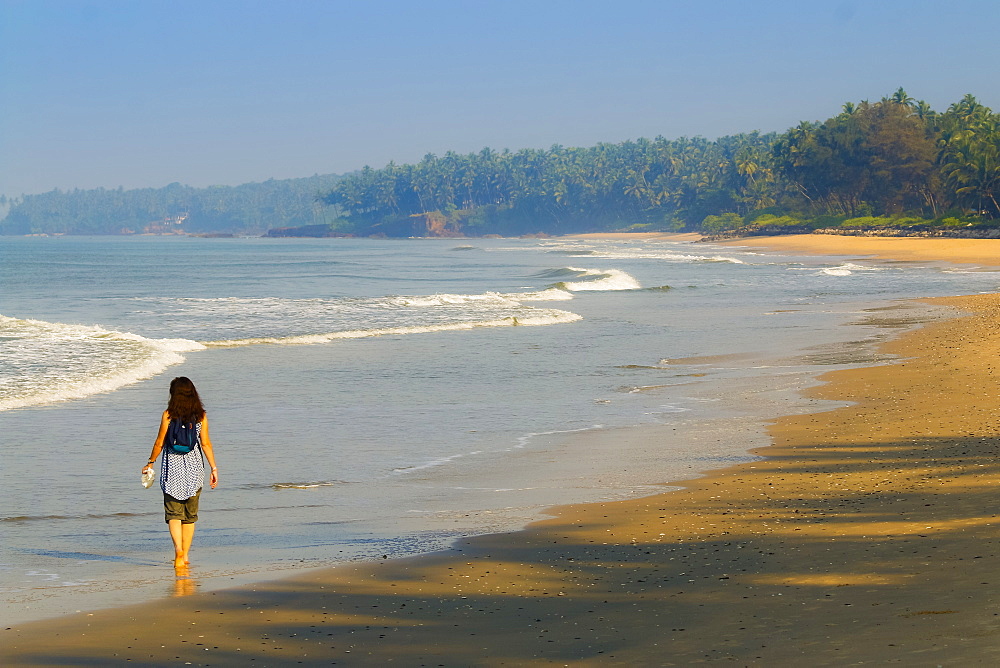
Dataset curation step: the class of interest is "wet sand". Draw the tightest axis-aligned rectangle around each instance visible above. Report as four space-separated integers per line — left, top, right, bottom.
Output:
6 236 1000 665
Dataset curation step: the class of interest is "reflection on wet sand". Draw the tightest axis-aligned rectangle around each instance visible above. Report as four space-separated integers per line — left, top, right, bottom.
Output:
172 567 197 597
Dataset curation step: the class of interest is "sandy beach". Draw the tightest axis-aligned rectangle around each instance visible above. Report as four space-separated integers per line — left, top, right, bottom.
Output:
717 233 1000 268
6 235 1000 665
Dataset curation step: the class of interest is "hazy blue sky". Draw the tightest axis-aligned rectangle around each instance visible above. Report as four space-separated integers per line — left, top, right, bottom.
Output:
2 0 998 197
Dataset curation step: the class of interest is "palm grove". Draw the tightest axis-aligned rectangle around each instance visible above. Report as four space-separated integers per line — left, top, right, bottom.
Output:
324 90 999 238
2 90 997 238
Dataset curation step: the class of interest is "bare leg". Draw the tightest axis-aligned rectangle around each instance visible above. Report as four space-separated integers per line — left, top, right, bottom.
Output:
181 522 195 564
168 519 185 568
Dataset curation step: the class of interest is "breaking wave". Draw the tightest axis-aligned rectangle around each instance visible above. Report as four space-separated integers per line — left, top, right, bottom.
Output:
817 263 887 276
2 265 645 409
205 311 582 347
536 266 643 292
0 314 204 412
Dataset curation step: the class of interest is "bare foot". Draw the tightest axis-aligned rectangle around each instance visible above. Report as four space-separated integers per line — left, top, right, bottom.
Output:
174 555 186 569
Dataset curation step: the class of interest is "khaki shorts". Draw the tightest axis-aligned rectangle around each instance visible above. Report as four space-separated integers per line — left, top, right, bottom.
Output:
163 489 202 524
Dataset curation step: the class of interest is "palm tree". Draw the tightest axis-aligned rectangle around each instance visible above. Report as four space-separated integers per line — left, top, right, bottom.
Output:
891 87 915 108
941 120 1000 216
914 100 935 121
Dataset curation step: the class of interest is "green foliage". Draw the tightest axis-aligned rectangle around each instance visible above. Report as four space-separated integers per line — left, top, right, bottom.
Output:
0 175 343 235
322 91 998 237
324 133 779 236
840 216 928 228
772 99 936 217
803 214 847 230
748 214 803 228
773 92 1000 222
701 213 743 234
663 216 687 232
5 89 1000 237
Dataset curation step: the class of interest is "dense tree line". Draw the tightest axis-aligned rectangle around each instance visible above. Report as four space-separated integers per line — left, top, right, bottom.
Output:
323 89 999 237
0 174 342 235
322 133 777 236
4 90 996 238
772 91 998 220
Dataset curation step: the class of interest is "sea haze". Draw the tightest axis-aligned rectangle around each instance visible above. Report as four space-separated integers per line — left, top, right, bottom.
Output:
1 235 998 624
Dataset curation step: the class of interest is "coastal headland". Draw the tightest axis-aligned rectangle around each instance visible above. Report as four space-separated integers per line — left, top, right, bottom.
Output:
5 235 1000 665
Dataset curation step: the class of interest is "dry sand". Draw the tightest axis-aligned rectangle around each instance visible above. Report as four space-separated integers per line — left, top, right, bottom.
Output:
6 236 1000 666
717 233 1000 268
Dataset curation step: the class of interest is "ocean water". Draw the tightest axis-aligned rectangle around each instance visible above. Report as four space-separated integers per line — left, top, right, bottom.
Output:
2 235 998 624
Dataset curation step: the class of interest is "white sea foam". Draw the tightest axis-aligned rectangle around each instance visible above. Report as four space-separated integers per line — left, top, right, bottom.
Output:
406 285 577 303
391 451 482 475
272 481 338 489
392 285 592 306
592 250 745 264
818 263 886 276
1 263 639 408
513 425 605 450
205 310 583 347
390 292 523 308
0 315 204 411
556 267 642 291
532 242 746 264
517 287 575 301
140 288 583 339
1 288 588 410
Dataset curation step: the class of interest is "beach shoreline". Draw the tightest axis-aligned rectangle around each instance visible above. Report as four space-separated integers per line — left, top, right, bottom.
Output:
7 235 1000 664
565 230 1000 270
716 232 1000 269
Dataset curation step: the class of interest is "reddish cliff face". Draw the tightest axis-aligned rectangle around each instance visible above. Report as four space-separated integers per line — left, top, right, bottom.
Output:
415 211 465 237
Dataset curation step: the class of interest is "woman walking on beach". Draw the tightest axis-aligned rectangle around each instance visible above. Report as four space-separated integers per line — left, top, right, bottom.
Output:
142 377 219 569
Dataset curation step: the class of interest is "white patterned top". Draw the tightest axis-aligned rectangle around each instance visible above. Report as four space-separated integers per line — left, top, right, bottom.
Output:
160 421 204 500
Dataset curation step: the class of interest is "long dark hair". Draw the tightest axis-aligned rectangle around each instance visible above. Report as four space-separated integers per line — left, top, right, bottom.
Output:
167 377 205 423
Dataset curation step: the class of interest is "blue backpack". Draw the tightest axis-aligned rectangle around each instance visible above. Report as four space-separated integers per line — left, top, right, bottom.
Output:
166 419 199 454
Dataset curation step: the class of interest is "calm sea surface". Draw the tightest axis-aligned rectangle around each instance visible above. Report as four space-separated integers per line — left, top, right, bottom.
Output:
2 235 998 624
